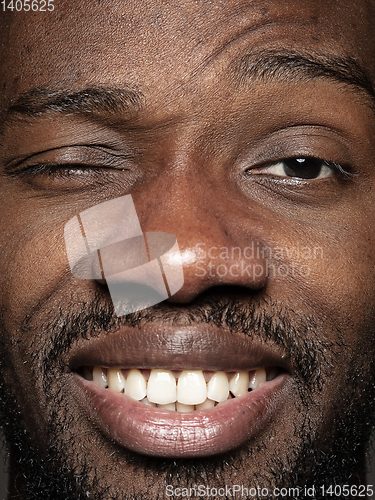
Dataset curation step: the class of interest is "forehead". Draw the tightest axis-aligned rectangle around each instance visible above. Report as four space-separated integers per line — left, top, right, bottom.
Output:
1 0 375 114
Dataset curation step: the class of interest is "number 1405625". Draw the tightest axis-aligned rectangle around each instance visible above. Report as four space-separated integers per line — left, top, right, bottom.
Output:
1 0 54 11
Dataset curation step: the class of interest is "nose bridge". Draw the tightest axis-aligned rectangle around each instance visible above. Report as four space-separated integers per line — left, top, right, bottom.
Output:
136 166 269 303
138 162 232 258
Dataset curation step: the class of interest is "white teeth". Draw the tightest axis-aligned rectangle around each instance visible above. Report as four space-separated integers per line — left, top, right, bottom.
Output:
89 365 279 411
93 366 108 388
249 368 267 390
229 371 249 397
177 370 207 405
176 402 195 412
126 369 147 400
140 397 157 407
195 398 215 410
107 368 126 393
147 369 177 405
206 371 229 402
158 403 176 411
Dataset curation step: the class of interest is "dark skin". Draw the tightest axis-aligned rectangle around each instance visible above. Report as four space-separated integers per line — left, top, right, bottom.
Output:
1 1 375 499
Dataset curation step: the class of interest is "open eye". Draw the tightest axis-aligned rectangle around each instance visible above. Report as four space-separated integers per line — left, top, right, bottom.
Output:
254 158 334 180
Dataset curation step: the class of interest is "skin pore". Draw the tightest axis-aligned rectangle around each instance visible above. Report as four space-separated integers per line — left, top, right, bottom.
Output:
1 0 375 499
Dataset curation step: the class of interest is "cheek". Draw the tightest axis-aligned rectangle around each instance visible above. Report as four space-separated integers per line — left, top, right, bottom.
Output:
0 214 72 452
0 200 70 328
308 228 375 332
271 216 375 351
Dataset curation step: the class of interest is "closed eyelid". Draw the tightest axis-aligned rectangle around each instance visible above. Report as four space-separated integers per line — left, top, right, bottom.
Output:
4 145 136 173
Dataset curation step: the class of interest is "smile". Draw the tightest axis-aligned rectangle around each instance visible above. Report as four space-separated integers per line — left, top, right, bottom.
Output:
69 325 292 458
80 366 280 411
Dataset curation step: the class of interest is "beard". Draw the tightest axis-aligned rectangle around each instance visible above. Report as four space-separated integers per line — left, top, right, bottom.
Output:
0 292 374 500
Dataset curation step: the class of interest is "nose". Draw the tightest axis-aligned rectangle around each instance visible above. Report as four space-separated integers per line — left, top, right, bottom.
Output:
64 176 268 316
134 173 269 304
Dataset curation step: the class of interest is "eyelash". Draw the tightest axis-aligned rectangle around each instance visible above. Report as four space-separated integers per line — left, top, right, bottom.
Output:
326 160 354 178
246 157 355 180
13 157 355 183
13 163 112 179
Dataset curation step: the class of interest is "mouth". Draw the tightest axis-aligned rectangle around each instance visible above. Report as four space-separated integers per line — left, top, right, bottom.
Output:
69 325 292 458
79 365 282 411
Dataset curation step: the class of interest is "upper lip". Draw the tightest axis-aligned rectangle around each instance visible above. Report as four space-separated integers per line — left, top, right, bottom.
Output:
69 323 293 373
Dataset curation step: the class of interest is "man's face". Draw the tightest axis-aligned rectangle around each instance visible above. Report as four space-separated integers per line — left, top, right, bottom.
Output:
1 0 375 498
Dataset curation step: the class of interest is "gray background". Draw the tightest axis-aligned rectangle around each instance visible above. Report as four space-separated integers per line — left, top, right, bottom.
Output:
0 434 374 499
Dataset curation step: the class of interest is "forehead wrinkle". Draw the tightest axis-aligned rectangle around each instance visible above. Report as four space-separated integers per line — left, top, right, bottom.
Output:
230 49 375 110
148 18 283 107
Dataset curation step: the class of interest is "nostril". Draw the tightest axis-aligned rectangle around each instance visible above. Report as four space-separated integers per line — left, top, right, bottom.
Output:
165 253 269 303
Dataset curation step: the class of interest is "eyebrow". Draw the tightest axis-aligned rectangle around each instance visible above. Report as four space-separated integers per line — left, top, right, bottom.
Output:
231 49 375 109
2 85 144 125
3 50 375 128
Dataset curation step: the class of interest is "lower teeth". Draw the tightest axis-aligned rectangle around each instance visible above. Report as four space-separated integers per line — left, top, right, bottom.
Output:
81 366 279 412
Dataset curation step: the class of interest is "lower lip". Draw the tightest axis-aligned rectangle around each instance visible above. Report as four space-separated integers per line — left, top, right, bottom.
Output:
72 373 290 458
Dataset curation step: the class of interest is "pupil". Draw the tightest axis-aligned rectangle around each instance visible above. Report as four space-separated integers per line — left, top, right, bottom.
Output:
283 158 322 179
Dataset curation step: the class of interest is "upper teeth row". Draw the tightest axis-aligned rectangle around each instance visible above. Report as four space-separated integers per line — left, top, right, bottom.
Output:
87 367 274 409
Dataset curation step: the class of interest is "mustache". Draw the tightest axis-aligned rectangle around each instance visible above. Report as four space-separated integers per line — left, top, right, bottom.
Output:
33 289 340 392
